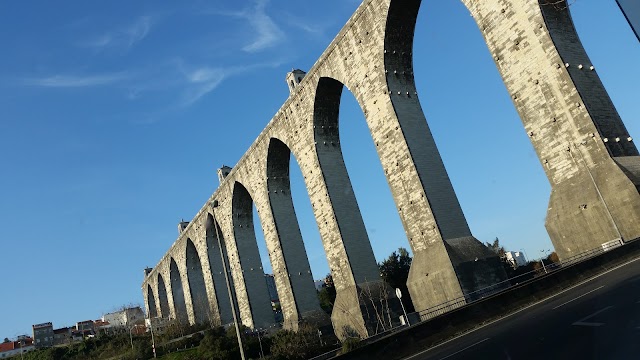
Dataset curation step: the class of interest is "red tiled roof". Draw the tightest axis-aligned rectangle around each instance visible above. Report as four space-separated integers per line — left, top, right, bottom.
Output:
0 342 16 352
0 338 33 352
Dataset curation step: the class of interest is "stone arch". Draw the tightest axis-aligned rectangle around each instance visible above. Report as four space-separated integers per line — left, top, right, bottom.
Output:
312 73 499 326
316 76 417 310
321 0 506 315
411 0 554 259
205 213 234 325
230 181 276 329
157 273 170 318
170 258 189 324
311 76 398 338
315 2 510 316
147 284 158 318
265 137 327 328
313 77 380 287
186 238 210 325
384 0 473 243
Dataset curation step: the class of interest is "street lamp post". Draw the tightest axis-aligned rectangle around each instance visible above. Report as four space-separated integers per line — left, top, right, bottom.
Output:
211 200 246 360
396 288 410 326
540 249 550 274
148 317 157 359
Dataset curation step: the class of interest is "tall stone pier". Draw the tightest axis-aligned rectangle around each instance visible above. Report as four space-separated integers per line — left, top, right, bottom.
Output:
463 0 640 258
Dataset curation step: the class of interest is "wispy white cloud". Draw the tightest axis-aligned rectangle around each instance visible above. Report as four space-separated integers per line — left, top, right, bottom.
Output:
23 73 127 88
180 66 226 106
84 34 112 48
21 58 283 114
176 59 285 106
125 16 152 47
81 16 153 51
212 0 284 53
242 0 284 52
281 12 326 36
290 22 324 35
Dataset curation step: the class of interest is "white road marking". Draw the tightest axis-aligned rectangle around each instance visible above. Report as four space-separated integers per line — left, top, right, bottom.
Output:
573 322 604 327
552 285 605 309
437 338 491 360
572 306 614 327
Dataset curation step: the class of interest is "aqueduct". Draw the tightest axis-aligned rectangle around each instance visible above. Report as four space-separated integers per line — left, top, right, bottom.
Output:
142 0 640 339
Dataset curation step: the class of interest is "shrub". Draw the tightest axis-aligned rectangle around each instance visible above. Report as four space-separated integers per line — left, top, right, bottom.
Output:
270 325 325 360
338 326 362 355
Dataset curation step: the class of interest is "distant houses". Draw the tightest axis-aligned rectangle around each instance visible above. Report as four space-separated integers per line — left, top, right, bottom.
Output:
53 327 73 346
31 321 94 348
23 305 147 352
0 337 34 358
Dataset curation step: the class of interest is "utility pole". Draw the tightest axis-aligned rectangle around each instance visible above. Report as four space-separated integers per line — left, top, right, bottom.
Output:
211 200 246 360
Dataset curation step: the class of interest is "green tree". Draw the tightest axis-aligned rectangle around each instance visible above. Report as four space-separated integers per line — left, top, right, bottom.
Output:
379 247 414 313
317 274 336 314
198 327 237 359
2 338 9 343
486 237 506 257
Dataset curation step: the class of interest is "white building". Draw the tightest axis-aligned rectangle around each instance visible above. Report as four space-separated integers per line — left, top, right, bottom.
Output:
145 317 171 335
102 306 145 330
505 251 527 268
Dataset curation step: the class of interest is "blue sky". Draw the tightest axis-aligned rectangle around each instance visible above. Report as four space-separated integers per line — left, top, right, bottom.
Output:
0 0 638 339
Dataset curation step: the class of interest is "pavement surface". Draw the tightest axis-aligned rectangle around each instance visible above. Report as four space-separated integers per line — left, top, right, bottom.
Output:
403 256 640 360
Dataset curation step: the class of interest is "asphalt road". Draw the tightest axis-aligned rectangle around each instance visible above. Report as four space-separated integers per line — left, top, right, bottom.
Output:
403 256 640 360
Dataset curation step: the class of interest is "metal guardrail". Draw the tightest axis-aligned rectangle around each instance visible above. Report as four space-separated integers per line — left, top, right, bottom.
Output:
416 243 618 321
559 246 605 267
